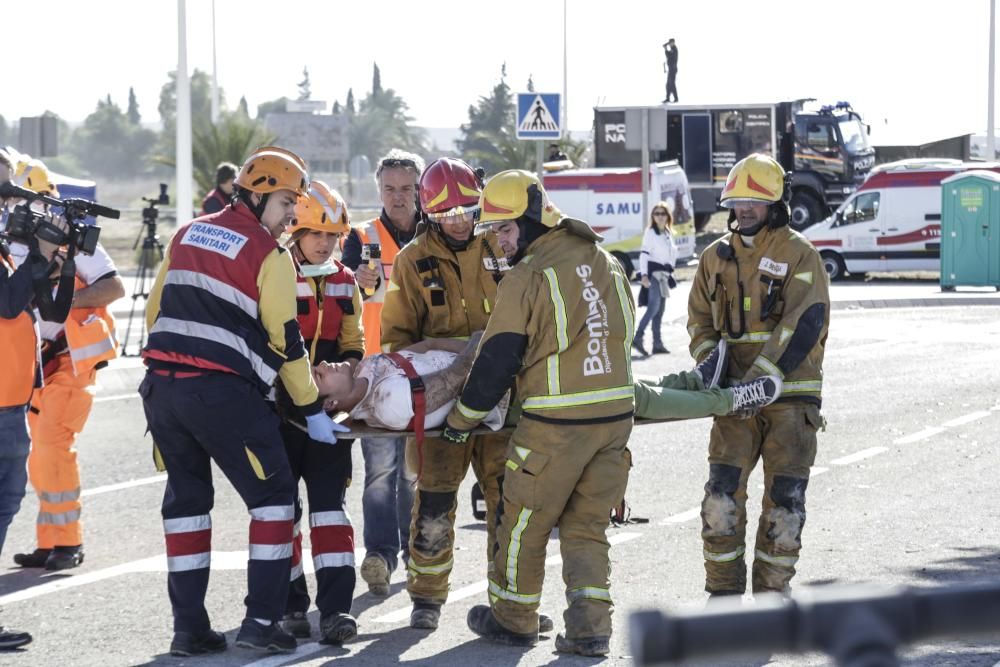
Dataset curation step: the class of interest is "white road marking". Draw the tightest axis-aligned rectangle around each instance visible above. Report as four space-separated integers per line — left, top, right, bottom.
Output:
660 507 700 525
810 466 830 477
831 447 888 466
247 643 327 667
894 426 947 445
372 532 642 625
81 474 167 497
93 392 139 403
0 548 364 606
942 411 992 428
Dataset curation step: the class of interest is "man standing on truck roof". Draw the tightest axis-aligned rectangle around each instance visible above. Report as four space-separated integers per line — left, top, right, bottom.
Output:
663 39 679 103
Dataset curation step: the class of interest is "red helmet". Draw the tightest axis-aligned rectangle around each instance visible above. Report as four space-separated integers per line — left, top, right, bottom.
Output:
419 158 483 221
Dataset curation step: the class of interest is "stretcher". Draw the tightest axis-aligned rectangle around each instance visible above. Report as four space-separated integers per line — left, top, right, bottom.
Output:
291 414 685 439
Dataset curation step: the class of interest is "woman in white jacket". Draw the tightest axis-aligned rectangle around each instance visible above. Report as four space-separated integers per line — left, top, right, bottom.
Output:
633 200 678 356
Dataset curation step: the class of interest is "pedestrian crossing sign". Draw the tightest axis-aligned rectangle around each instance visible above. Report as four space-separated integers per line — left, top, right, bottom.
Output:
516 93 562 139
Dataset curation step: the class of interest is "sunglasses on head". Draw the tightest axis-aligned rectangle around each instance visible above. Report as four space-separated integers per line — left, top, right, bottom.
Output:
380 158 417 169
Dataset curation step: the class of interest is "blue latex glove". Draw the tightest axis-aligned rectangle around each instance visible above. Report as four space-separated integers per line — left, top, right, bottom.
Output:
305 412 350 444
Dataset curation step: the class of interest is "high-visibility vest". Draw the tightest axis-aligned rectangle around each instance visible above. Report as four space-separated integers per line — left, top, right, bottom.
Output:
0 254 40 407
295 260 356 362
63 277 118 376
355 218 403 356
143 206 285 394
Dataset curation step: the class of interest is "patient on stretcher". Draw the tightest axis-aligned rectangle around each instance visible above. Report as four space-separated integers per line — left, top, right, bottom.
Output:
308 336 781 432
311 334 508 431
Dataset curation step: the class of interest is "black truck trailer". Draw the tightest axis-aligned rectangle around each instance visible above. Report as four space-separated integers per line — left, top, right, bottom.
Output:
593 99 876 230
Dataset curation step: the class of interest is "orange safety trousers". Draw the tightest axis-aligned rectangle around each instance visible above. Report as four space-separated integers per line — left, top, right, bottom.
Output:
27 354 96 548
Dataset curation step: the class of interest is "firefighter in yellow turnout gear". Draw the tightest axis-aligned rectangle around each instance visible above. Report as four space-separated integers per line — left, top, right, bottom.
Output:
687 153 830 597
443 170 634 657
380 158 511 631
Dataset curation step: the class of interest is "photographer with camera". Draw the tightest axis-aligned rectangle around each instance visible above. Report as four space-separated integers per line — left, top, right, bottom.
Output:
0 150 76 650
1 159 125 572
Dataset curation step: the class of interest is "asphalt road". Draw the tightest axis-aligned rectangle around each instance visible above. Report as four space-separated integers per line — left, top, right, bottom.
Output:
1 300 999 666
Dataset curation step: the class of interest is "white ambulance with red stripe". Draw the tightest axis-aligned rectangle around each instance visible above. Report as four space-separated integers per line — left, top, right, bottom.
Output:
543 161 695 279
804 159 1000 279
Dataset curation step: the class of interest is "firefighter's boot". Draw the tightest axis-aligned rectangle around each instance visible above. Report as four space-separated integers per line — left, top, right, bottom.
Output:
467 605 537 647
555 633 610 657
410 601 441 630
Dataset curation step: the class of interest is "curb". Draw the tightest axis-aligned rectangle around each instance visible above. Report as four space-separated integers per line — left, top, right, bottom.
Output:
832 297 1000 310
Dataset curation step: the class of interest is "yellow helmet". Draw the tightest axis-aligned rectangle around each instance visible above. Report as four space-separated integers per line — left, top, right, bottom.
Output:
719 153 784 208
477 169 562 229
292 181 351 235
235 146 309 196
15 158 59 197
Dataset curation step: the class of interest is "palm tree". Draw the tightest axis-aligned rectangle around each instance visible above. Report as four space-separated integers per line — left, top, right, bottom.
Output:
158 112 275 195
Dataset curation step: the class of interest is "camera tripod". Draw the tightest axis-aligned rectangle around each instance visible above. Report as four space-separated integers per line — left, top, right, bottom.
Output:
121 197 166 356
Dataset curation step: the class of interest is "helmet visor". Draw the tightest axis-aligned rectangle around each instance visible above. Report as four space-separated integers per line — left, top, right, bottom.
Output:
720 196 772 209
426 205 480 225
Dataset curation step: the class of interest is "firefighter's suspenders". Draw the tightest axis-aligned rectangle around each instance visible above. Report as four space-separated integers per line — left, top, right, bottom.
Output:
384 352 428 476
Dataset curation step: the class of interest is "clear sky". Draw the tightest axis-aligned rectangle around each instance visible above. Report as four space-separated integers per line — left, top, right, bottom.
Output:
2 0 993 145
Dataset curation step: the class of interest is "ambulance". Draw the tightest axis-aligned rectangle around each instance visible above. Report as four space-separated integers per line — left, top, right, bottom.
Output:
543 160 695 279
804 159 1000 279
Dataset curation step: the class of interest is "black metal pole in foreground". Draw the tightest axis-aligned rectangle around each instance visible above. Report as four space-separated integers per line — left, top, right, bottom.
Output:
630 582 1000 667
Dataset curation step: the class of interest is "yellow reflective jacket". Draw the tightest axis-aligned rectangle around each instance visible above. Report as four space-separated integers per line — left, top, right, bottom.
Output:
688 225 830 403
380 227 508 352
448 219 636 428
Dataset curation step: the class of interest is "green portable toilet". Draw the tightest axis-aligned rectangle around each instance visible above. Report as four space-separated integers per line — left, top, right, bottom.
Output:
940 170 1000 291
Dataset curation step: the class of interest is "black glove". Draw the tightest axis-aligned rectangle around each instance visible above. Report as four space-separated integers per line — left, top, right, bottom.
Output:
441 425 470 445
665 263 674 273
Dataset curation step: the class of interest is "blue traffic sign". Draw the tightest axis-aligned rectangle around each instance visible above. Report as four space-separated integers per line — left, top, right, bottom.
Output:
516 93 562 140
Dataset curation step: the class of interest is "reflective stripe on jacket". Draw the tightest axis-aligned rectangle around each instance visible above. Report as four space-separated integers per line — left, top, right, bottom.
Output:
64 277 118 376
450 220 635 426
687 226 830 403
142 207 286 394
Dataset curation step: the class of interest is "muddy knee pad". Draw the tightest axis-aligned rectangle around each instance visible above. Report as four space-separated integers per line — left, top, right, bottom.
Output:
412 490 457 557
765 475 808 552
701 463 742 537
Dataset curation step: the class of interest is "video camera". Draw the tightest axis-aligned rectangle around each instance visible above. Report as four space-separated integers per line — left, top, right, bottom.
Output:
142 183 169 224
0 181 120 256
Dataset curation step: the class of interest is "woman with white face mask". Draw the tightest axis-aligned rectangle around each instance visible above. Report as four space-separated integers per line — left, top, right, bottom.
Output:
633 201 678 356
274 181 365 646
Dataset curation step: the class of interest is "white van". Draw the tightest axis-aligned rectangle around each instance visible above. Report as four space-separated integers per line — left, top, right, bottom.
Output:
544 161 695 278
804 159 1000 279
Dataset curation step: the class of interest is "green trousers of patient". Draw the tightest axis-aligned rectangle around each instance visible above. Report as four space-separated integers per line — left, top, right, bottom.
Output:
634 369 732 420
487 416 632 640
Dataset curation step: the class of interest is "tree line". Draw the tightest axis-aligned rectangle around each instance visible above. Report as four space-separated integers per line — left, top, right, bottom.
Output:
0 63 585 193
